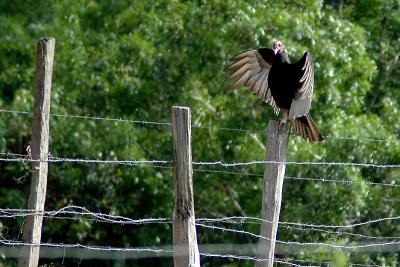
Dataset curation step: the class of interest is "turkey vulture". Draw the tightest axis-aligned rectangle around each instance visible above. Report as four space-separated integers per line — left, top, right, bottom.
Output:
224 41 324 142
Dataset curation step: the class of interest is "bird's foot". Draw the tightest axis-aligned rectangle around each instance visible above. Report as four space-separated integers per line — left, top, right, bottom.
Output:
279 118 287 129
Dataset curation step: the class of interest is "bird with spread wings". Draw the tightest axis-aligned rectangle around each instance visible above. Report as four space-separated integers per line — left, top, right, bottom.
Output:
224 40 324 142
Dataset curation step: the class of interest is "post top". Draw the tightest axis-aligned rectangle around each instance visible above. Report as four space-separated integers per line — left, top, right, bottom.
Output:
267 119 290 134
40 36 55 41
38 37 56 45
172 106 190 111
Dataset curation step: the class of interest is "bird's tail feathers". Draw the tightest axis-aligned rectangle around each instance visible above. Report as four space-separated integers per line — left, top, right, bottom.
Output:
293 114 325 142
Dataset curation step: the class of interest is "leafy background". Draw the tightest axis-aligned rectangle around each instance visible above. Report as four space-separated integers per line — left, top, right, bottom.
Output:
0 0 399 266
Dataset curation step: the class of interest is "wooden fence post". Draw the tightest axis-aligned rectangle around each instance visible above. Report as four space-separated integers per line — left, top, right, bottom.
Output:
256 119 290 267
171 106 200 267
18 37 55 267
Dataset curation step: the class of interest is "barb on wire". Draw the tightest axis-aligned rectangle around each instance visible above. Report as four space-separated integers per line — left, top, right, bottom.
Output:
0 152 26 157
0 109 32 117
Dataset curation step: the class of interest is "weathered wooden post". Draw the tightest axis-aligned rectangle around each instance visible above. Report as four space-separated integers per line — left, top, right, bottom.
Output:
256 119 290 267
171 106 200 267
18 37 55 267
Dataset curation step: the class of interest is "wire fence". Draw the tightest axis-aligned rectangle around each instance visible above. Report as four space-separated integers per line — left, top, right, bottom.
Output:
2 152 400 194
2 206 400 243
1 107 400 266
1 154 399 169
0 205 398 266
0 239 391 266
0 206 400 230
1 239 331 267
1 108 399 143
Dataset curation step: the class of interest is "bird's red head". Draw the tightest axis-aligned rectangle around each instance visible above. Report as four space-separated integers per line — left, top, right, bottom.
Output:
273 40 284 54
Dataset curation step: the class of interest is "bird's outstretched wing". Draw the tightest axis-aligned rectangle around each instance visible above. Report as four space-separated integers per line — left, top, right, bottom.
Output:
288 52 314 119
224 48 279 115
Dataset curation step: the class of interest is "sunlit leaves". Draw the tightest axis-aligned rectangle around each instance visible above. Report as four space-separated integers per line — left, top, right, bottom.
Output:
0 0 399 266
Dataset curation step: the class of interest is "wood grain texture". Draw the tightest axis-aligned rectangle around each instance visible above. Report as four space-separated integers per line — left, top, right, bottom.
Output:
256 120 290 267
172 106 200 267
18 37 55 267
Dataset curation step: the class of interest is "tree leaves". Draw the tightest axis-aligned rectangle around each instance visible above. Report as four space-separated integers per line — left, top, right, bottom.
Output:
0 1 399 266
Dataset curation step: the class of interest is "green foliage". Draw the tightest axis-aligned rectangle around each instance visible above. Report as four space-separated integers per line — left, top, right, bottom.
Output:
0 0 399 266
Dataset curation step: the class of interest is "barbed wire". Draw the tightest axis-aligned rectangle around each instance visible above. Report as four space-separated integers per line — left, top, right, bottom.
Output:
198 215 400 229
284 175 400 188
0 238 383 266
1 109 399 262
0 207 398 265
200 252 301 266
323 135 399 144
0 156 170 166
0 152 25 157
1 154 399 169
1 239 172 253
3 206 400 239
1 108 399 144
2 152 399 188
193 168 400 188
3 152 398 190
281 259 377 267
282 224 400 241
6 207 394 241
192 160 400 169
196 223 400 250
0 109 172 127
0 206 170 225
7 220 397 252
0 239 301 266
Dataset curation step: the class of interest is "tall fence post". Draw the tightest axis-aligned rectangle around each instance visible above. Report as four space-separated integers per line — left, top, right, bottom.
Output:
256 119 290 267
171 106 200 267
18 37 55 267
